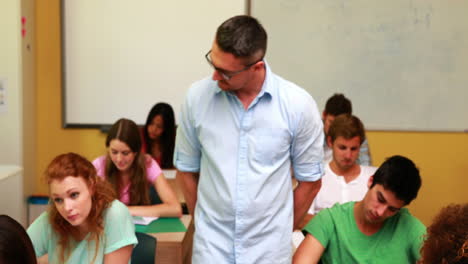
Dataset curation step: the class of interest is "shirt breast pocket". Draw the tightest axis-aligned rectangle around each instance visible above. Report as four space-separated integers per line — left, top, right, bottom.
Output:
251 128 291 166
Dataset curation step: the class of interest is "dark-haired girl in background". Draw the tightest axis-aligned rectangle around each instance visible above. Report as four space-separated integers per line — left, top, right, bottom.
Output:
142 102 176 169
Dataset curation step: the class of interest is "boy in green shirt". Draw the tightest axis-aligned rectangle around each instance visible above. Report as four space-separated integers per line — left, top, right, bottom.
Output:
293 155 426 264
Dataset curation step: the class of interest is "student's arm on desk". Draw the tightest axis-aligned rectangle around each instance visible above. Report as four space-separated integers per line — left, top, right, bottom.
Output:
128 172 182 217
293 233 325 264
293 179 321 230
176 170 199 215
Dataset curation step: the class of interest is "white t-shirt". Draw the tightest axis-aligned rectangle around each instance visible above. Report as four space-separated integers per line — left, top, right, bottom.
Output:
308 162 377 215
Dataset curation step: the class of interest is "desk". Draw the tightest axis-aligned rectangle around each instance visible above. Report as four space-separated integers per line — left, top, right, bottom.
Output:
157 174 191 263
148 215 193 264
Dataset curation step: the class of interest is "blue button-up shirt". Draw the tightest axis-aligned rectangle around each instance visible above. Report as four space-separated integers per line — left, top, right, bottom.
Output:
174 63 324 264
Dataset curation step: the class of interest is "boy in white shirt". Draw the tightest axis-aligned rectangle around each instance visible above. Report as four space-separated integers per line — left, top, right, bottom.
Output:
301 114 377 227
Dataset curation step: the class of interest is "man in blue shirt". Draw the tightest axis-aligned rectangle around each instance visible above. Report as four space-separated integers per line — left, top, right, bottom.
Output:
174 15 324 264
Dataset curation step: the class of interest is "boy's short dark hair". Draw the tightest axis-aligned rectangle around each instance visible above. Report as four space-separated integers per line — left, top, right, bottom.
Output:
371 155 422 205
324 93 352 116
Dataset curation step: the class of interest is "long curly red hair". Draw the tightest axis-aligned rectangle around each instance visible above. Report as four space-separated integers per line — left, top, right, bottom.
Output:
421 203 468 264
46 153 116 263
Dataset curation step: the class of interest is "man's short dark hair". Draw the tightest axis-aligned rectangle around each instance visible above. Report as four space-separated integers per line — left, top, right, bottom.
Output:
371 155 422 205
328 114 366 145
324 93 352 116
216 15 267 64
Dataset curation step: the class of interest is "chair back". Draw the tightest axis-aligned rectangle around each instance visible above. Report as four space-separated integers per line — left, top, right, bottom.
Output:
131 232 157 264
149 185 162 204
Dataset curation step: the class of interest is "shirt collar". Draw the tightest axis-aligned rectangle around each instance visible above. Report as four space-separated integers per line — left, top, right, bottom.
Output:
258 59 273 99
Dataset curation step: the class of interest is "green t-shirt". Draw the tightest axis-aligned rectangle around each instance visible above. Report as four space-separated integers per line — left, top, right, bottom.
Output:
27 200 138 264
304 202 426 264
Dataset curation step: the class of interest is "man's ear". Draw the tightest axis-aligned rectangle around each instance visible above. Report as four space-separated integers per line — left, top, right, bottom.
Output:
326 136 333 147
322 111 327 121
367 176 374 189
254 60 265 71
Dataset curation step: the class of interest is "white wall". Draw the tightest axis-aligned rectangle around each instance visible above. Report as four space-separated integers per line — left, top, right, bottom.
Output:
0 0 22 165
0 0 35 227
0 166 23 225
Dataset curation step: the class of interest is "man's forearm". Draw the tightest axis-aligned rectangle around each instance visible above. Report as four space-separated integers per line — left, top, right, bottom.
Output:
293 179 321 230
176 170 200 215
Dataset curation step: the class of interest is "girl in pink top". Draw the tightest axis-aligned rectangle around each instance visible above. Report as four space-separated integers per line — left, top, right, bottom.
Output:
93 118 181 217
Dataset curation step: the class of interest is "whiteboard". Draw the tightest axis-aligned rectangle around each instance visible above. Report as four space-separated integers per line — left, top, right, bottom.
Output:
252 0 468 131
62 0 245 127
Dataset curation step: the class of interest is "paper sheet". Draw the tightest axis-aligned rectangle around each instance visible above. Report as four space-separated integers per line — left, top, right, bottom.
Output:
132 216 159 225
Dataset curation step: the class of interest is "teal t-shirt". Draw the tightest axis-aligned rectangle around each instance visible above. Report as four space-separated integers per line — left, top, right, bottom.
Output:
27 200 138 264
304 202 426 264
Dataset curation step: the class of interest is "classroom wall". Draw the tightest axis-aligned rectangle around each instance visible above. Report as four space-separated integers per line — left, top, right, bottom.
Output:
36 0 467 225
0 0 36 226
36 1 107 193
0 0 22 165
21 0 36 209
367 132 468 225
252 0 468 132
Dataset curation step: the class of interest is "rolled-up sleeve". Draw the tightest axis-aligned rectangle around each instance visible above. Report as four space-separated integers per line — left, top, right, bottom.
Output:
174 86 201 173
291 93 324 182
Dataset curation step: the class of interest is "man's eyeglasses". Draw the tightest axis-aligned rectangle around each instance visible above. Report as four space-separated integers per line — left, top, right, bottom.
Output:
205 50 262 81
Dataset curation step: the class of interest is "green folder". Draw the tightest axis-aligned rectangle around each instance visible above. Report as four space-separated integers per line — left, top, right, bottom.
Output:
135 217 187 233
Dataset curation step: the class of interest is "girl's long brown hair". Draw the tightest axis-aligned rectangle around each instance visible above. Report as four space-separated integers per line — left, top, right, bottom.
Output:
46 152 116 263
105 118 150 205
